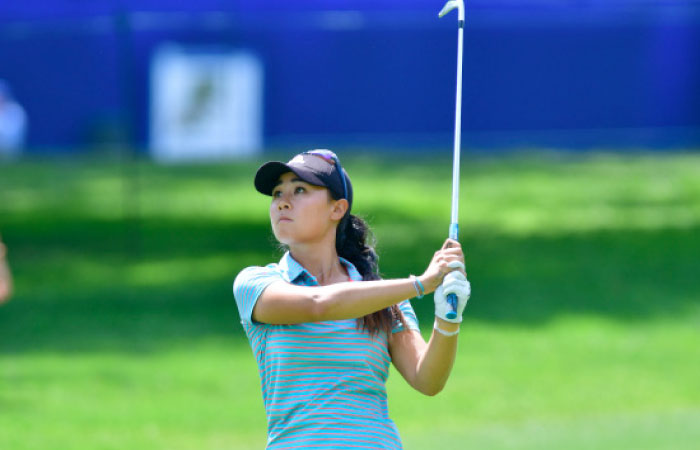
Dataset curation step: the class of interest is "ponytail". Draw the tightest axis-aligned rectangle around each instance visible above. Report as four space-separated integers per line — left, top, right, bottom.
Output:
336 213 407 336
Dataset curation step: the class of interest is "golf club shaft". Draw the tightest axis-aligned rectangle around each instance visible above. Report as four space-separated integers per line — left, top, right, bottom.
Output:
450 22 463 240
446 11 465 319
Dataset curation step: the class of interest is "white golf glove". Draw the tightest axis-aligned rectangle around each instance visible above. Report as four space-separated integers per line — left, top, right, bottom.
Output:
434 262 471 323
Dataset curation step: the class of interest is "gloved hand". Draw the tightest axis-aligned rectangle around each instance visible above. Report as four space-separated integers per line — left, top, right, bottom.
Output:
434 262 471 323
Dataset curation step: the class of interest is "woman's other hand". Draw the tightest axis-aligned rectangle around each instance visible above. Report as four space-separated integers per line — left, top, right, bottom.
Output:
419 239 466 294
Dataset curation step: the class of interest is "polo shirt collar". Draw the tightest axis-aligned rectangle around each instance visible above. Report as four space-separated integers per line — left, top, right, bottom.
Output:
279 251 363 284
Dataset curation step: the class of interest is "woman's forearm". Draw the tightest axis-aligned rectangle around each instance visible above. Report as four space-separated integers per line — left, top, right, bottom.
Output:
412 318 460 395
255 276 426 325
315 278 421 321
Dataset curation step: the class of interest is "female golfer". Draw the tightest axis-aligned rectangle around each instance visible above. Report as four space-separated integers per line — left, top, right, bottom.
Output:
233 150 471 449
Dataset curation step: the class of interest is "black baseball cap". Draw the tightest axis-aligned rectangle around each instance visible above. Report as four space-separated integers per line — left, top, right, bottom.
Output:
254 150 353 211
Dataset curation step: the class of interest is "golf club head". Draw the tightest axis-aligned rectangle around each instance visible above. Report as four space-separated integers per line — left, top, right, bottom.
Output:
438 0 462 18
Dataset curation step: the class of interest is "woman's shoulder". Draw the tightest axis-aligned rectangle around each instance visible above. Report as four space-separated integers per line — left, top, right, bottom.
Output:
235 263 281 282
233 263 285 300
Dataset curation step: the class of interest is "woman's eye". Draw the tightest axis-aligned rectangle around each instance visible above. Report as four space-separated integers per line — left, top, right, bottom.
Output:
294 186 306 194
272 190 281 198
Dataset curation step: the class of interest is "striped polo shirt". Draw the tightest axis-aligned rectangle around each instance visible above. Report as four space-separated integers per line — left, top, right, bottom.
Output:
233 251 420 449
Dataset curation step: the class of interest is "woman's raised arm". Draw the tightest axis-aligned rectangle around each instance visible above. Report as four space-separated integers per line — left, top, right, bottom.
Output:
253 238 465 324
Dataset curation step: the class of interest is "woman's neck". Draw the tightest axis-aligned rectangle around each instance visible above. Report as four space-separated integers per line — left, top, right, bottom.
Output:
288 243 348 286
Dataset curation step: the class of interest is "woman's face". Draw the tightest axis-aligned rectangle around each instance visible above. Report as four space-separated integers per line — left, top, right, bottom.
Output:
270 172 345 246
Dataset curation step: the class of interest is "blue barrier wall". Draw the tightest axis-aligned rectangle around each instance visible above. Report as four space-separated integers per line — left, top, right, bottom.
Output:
0 1 698 153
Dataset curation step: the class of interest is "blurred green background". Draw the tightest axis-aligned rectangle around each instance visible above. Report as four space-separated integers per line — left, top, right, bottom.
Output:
1 152 699 449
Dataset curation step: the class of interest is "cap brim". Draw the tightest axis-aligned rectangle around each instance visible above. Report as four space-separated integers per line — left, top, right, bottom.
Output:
254 161 327 195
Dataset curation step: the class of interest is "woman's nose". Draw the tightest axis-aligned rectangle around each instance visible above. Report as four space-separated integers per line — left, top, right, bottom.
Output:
277 198 291 210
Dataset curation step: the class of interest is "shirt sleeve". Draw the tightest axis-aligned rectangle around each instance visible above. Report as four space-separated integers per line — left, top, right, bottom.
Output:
233 265 284 324
392 299 420 334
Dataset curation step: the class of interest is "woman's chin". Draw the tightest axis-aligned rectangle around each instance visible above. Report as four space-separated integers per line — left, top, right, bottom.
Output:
273 231 293 246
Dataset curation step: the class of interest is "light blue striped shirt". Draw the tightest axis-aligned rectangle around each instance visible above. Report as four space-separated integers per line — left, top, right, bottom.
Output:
233 252 420 449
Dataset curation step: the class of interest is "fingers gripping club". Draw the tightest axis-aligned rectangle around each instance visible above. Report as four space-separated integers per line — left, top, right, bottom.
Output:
434 261 470 323
445 260 463 320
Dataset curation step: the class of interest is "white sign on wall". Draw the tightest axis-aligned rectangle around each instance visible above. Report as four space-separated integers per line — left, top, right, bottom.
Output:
150 45 263 162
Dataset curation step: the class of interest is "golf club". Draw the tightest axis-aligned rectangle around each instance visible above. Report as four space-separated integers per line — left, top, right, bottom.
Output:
439 0 465 320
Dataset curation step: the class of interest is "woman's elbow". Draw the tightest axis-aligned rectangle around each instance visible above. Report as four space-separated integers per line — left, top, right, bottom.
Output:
420 385 444 397
415 380 446 397
308 293 332 321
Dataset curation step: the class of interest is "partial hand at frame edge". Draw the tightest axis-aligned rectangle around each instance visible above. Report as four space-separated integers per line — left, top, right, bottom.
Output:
0 241 12 305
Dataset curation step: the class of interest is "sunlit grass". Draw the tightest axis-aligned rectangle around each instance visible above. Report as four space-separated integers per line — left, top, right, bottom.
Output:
4 153 700 233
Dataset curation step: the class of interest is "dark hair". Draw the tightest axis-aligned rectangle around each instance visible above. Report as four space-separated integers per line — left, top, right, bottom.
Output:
336 213 408 336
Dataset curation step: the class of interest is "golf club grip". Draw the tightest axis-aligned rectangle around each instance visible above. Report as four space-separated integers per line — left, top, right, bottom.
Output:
447 225 459 320
446 293 458 319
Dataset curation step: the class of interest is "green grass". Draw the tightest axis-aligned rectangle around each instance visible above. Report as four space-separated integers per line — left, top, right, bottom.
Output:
1 151 699 449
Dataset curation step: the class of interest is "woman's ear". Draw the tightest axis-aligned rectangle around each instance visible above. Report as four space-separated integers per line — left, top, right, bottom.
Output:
330 198 349 221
